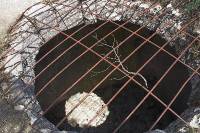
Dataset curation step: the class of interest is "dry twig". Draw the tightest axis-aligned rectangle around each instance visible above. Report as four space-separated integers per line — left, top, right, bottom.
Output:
92 33 148 87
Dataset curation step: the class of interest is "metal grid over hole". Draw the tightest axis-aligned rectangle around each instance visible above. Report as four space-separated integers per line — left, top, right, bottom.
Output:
0 0 200 132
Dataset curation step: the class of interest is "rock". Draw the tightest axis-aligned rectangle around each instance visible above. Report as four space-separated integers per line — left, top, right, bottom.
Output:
65 92 109 128
0 98 32 133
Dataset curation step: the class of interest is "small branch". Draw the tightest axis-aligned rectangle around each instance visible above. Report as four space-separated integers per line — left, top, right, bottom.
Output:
110 75 127 81
90 65 111 78
112 44 148 87
49 3 68 28
23 15 46 43
92 33 148 88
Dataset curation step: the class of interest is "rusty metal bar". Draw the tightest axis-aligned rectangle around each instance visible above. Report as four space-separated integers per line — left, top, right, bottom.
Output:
41 0 184 115
22 0 183 107
60 1 200 81
12 1 157 105
81 20 198 131
103 17 200 76
149 61 200 130
4 0 105 96
0 0 71 59
1 10 79 70
4 0 189 100
112 36 199 133
17 1 198 129
90 0 200 75
0 0 82 67
0 0 83 66
54 17 198 130
42 1 200 129
35 2 158 98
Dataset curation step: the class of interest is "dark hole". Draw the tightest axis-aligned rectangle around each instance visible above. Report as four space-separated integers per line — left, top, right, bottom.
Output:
34 21 192 133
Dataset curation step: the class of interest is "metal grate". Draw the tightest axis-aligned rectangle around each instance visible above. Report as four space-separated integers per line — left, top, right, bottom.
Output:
0 0 199 132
